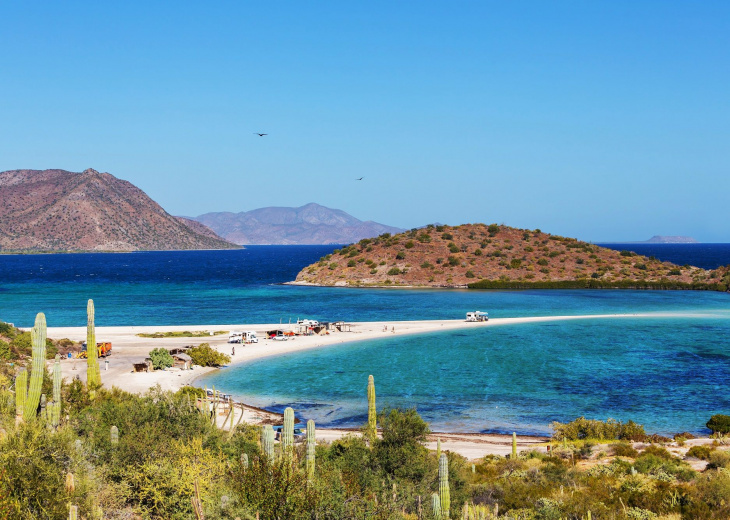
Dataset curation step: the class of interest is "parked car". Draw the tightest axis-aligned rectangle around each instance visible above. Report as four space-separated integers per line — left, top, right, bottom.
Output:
273 425 306 442
271 333 288 341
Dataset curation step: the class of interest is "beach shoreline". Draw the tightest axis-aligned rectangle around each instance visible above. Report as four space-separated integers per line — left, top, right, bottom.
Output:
47 312 709 458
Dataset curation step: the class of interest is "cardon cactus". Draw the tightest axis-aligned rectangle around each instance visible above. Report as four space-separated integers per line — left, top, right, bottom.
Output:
306 419 316 481
439 453 450 518
432 493 442 519
110 425 119 445
512 432 517 459
241 452 249 470
262 425 275 462
24 313 47 419
436 438 442 461
69 505 78 520
367 374 376 440
282 407 294 456
86 299 101 394
51 355 62 427
15 369 27 422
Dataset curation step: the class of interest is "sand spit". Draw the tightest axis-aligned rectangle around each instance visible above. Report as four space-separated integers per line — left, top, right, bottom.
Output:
46 312 702 458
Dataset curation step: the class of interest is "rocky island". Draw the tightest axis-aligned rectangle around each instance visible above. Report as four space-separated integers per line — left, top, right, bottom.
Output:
294 223 730 290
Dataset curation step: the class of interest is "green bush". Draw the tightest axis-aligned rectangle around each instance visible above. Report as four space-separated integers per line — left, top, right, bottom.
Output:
551 417 645 441
347 260 356 267
448 243 460 253
149 348 174 370
448 256 460 266
510 258 522 269
387 267 401 276
611 442 639 458
707 414 730 434
473 248 482 256
487 224 499 234
441 233 453 240
395 252 405 260
686 445 713 460
537 258 549 266
404 241 414 249
188 343 231 367
465 270 475 278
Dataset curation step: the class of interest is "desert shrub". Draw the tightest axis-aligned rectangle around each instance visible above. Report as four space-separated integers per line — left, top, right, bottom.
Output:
551 417 645 441
635 263 648 270
420 261 433 269
347 260 356 267
706 414 730 434
417 233 431 243
620 250 636 257
149 348 174 370
448 243 460 253
405 241 415 249
188 343 231 367
669 269 681 276
0 340 12 361
328 262 337 270
387 267 401 276
707 449 730 469
686 445 713 460
373 408 431 482
487 224 499 234
396 252 405 260
448 256 460 266
441 232 453 240
465 270 475 278
611 442 639 458
510 259 522 269
537 258 549 266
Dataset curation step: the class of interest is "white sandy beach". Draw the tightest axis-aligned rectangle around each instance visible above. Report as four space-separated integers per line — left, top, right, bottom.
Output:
45 312 703 459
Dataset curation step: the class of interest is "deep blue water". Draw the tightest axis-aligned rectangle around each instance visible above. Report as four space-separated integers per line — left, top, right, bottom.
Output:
1 244 729 435
599 243 730 270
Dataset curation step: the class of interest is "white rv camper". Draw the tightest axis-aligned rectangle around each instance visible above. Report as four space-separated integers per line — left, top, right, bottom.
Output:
466 311 489 322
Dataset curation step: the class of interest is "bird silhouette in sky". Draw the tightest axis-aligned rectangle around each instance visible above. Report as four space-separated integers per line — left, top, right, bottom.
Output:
253 133 268 137
356 177 364 181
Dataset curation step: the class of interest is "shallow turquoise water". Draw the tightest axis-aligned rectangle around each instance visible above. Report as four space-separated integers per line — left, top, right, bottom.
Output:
200 313 730 436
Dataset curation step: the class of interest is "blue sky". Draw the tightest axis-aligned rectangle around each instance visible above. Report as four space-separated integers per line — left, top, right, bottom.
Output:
1 2 728 241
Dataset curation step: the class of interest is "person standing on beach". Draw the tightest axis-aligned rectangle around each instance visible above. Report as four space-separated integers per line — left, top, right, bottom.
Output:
232 345 235 356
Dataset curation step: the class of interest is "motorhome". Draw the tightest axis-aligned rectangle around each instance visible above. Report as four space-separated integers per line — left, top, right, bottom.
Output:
228 331 259 344
243 331 259 344
466 311 489 322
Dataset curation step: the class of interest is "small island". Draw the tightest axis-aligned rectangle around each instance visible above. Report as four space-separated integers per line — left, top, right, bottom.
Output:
294 223 730 290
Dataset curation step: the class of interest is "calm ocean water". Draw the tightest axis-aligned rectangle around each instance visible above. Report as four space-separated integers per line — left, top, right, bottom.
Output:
2 244 729 435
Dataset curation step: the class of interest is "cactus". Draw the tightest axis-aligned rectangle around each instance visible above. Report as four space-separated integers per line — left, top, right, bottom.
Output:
367 374 377 441
86 300 101 395
40 394 47 422
439 453 450 518
262 425 275 462
306 419 316 482
432 493 442 519
51 354 62 427
282 407 294 456
65 472 75 494
471 463 475 474
24 313 47 419
110 425 119 445
15 369 27 422
512 432 517 459
241 453 249 470
69 505 78 520
436 438 442 461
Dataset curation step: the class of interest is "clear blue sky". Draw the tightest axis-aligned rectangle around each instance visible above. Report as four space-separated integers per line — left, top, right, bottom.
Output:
1 2 728 241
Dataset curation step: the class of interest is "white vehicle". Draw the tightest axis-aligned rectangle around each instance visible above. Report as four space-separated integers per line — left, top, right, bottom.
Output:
228 332 243 343
297 319 319 327
466 311 489 322
243 331 259 344
271 333 288 341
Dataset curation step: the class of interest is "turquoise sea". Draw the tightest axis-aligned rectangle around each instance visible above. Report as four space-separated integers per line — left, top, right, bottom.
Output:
1 245 729 435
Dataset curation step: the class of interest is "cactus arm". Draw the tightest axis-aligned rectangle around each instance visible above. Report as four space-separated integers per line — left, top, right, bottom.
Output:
51 354 62 427
24 313 47 419
439 453 451 518
367 374 376 441
15 369 27 421
86 299 100 393
282 407 294 457
432 493 442 519
306 419 316 481
512 432 517 459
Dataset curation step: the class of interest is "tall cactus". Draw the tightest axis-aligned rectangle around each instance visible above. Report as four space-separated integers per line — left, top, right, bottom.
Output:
241 453 249 471
110 425 119 445
367 374 376 441
306 419 316 482
436 438 442 461
439 453 450 518
51 354 62 427
15 369 27 422
432 493 442 520
512 432 517 459
86 299 101 395
262 425 275 463
24 313 47 419
282 407 294 457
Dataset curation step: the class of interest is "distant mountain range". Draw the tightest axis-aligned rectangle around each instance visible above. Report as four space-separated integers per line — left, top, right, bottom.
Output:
194 203 404 245
641 236 698 244
0 168 238 252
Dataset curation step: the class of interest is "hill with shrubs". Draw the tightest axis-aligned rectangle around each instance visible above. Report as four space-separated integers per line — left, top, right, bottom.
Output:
294 223 730 290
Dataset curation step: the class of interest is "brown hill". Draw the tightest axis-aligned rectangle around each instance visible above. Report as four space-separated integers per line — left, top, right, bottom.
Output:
294 223 730 290
0 168 239 252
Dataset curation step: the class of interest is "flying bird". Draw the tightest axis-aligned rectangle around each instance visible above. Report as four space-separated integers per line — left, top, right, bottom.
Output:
253 133 268 137
356 177 364 181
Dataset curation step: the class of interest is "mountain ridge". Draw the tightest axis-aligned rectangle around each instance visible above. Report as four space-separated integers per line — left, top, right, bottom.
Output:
0 168 238 252
195 203 404 245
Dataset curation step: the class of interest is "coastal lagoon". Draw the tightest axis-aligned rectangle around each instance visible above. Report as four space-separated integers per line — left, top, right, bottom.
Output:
2 245 729 435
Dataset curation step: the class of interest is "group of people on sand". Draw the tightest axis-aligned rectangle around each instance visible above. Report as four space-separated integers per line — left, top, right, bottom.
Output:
382 325 395 333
